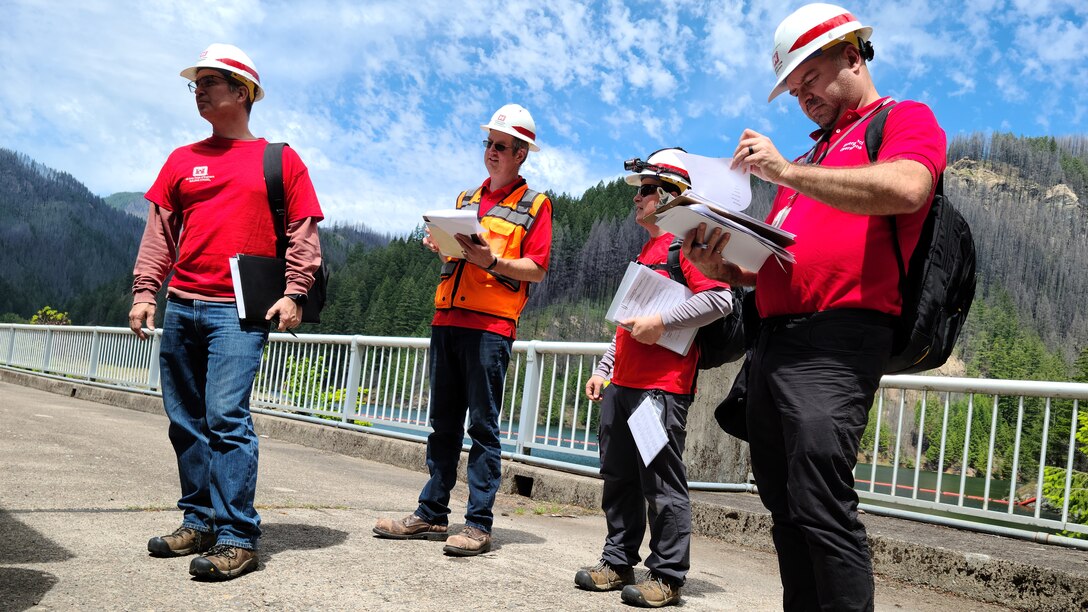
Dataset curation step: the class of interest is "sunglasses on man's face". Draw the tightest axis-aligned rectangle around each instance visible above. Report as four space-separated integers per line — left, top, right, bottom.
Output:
483 139 517 153
637 184 663 198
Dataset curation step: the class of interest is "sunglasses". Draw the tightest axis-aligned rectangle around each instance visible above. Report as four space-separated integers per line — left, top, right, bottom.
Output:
637 184 663 198
483 139 516 153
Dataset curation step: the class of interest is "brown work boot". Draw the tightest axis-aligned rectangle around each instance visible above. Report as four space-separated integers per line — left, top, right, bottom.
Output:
188 544 259 580
147 526 215 557
620 572 682 608
575 560 636 591
373 513 448 540
442 525 491 556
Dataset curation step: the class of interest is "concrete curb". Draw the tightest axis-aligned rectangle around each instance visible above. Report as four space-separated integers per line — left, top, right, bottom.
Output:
4 367 1086 610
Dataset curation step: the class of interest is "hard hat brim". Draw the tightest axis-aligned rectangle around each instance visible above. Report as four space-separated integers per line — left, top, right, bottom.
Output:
480 124 540 152
181 62 265 102
767 24 872 102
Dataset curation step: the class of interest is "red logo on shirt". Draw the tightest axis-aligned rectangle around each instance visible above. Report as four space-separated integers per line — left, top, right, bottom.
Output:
192 166 207 176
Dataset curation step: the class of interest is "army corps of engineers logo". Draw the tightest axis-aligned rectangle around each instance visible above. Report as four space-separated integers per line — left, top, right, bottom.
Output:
186 165 214 183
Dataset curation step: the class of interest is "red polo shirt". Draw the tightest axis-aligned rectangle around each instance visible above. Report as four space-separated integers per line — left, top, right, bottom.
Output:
611 233 728 395
756 98 946 318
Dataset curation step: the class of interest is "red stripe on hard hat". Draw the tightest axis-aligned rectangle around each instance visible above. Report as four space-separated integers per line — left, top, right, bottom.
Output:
656 163 691 182
217 57 260 82
512 125 536 141
789 13 856 53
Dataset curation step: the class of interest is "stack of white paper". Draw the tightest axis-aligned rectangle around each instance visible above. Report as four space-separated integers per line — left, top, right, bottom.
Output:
648 153 796 272
653 195 795 272
605 262 697 356
422 209 484 258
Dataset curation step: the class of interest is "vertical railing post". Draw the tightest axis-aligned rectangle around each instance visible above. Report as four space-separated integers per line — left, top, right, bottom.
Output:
516 341 541 456
4 326 15 365
42 328 55 372
147 332 162 390
87 329 102 380
342 339 363 424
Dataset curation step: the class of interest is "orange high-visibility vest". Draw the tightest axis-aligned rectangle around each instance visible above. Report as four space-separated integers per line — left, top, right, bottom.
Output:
434 183 549 322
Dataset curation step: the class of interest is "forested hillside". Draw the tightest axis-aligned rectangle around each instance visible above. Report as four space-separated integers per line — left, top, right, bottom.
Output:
0 147 389 325
0 149 143 319
3 133 1087 379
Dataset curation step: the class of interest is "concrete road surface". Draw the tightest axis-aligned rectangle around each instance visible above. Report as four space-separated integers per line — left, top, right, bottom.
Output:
0 381 1008 611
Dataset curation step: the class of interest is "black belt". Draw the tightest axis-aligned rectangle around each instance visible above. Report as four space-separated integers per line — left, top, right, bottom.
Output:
761 308 896 331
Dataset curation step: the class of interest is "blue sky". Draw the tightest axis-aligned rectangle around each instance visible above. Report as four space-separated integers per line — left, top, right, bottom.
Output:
1 0 1085 233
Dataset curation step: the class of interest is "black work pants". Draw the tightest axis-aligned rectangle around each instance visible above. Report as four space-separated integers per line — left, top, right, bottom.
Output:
747 310 893 612
598 384 692 585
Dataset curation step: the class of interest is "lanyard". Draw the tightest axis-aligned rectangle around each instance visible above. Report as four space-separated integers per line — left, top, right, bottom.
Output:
772 99 896 229
800 98 894 166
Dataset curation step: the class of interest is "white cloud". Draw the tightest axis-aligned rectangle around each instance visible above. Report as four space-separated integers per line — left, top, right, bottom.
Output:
0 0 1085 234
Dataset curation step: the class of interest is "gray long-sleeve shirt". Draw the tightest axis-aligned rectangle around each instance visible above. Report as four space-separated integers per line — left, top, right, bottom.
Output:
593 287 732 380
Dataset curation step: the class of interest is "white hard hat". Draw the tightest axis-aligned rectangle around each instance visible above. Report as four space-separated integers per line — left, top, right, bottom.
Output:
624 148 691 193
181 43 264 102
481 104 540 152
767 3 872 102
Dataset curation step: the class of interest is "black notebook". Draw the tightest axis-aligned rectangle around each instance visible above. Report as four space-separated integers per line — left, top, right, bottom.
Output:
229 254 322 324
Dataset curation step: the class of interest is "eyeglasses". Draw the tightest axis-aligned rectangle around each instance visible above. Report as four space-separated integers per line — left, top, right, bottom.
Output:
483 139 516 153
637 184 662 198
187 76 229 93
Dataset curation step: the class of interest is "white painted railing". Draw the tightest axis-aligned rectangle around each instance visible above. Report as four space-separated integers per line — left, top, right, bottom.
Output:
3 323 1086 547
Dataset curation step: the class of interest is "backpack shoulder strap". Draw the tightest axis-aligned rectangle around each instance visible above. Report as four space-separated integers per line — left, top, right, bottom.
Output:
263 142 288 257
864 103 897 164
666 237 688 287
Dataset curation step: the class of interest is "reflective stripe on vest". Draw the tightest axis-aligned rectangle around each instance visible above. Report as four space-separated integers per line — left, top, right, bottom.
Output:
434 183 547 322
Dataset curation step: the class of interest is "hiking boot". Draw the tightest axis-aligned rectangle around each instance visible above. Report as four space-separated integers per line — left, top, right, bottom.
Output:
575 560 636 591
188 544 259 580
442 526 491 556
373 514 448 540
620 572 682 608
147 526 214 557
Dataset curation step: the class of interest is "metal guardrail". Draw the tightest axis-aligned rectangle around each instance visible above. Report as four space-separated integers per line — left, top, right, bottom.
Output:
2 323 1086 548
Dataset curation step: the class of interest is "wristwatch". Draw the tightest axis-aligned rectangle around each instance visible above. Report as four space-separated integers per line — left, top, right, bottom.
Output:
286 293 308 306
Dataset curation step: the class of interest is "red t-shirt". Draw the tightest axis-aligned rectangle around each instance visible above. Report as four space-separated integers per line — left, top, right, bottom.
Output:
431 176 553 339
611 233 728 394
145 136 324 298
756 98 946 318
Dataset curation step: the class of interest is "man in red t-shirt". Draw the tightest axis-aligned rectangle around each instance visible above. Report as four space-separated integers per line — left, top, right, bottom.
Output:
574 149 731 608
128 44 324 581
373 104 552 557
686 5 946 611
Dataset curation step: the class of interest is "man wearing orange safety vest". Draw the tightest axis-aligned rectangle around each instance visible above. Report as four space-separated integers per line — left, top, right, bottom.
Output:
373 104 553 557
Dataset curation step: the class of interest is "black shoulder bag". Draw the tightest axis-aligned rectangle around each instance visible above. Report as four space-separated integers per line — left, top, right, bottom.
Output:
263 142 329 324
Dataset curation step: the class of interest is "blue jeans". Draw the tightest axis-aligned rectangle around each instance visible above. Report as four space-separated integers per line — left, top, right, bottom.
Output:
416 325 511 533
159 298 268 550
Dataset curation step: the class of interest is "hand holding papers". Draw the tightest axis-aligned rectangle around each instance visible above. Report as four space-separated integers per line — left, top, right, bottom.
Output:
606 262 697 356
422 209 484 258
650 152 795 272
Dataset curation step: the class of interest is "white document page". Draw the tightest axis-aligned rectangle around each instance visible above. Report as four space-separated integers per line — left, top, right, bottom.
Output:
228 256 247 319
673 152 752 212
422 209 485 258
653 205 793 272
628 394 668 467
605 262 696 356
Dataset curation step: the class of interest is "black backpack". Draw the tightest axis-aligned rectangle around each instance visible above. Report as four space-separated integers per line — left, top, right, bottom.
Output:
865 105 977 374
659 238 746 370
